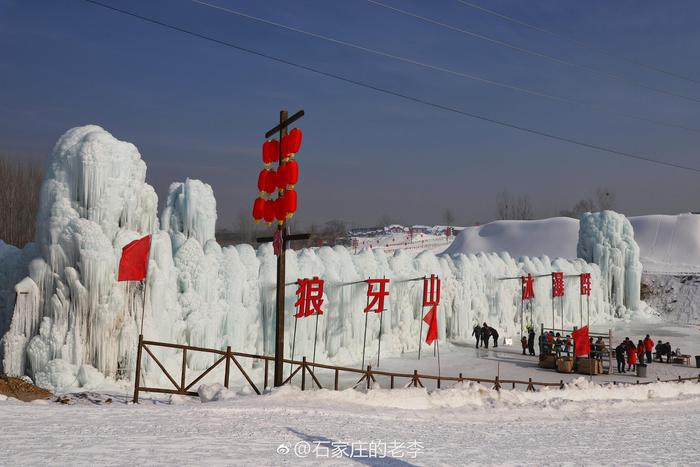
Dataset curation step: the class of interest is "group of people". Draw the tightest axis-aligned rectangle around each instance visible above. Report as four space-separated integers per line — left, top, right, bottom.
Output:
472 323 499 349
614 335 655 373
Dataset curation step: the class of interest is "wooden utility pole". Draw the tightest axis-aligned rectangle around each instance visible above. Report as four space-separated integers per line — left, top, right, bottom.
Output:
257 109 309 387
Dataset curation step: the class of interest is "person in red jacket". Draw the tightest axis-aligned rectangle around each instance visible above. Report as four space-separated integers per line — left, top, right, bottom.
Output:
643 334 654 364
637 340 645 365
626 340 637 371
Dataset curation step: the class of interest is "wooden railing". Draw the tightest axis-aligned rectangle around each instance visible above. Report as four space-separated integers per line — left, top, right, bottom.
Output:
132 336 700 402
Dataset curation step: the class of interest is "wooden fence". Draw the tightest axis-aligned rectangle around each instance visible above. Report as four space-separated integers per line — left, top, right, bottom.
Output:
132 336 700 403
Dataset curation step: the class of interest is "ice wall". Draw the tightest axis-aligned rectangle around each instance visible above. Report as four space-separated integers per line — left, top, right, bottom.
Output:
577 211 642 311
0 125 619 391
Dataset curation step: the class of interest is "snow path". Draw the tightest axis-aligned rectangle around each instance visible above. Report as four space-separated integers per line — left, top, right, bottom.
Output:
2 382 699 466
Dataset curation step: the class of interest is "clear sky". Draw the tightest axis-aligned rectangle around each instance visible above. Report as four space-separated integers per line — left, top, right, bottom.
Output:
2 0 700 229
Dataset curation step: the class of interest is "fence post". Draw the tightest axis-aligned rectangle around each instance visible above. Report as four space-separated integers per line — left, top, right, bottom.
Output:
494 376 501 392
527 377 535 392
301 357 306 391
390 375 395 389
366 365 372 390
264 359 269 389
180 348 187 392
334 368 339 391
459 373 463 383
224 346 231 389
132 334 143 403
413 369 418 388
559 380 564 390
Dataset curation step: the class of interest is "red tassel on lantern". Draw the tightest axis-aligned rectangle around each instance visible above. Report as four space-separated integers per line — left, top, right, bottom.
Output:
263 199 275 224
285 189 297 218
275 196 287 224
262 140 279 165
252 197 265 223
264 169 277 194
257 169 270 195
285 160 298 188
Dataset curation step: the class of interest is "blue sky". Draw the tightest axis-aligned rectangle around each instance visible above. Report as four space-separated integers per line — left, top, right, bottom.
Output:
2 0 700 228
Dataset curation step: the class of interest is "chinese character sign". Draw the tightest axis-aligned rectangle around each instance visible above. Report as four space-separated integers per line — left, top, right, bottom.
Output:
422 274 441 308
294 277 324 318
364 278 390 313
552 272 564 298
521 274 535 300
580 273 591 296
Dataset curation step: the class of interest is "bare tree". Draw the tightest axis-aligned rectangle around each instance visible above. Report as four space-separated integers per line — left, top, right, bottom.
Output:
560 199 595 219
0 157 44 247
443 209 456 226
496 190 534 220
596 187 616 211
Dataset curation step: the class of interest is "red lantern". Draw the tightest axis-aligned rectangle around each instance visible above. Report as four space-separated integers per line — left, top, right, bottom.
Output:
277 164 288 191
275 196 287 223
285 189 297 218
285 160 298 188
263 199 275 224
257 169 270 194
287 128 302 156
252 197 265 223
262 139 279 165
264 169 277 194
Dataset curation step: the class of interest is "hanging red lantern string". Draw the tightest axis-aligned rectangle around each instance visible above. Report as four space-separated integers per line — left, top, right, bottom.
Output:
286 128 303 158
284 159 298 188
263 199 275 224
252 197 265 223
257 169 270 195
264 169 278 195
284 189 297 218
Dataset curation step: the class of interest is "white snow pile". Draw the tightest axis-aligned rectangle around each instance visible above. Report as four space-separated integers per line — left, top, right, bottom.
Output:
0 125 641 391
197 383 236 402
266 378 700 412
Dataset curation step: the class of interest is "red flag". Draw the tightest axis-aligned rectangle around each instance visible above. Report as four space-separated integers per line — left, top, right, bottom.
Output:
572 325 590 356
423 306 438 345
118 235 152 282
522 274 535 300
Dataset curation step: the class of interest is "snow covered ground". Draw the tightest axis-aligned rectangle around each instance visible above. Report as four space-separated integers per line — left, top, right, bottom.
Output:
2 376 700 465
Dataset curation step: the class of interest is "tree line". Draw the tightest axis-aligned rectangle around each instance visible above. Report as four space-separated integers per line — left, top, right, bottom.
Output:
0 157 44 248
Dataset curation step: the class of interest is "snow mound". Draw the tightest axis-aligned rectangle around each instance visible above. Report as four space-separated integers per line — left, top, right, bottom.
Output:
198 383 235 402
444 217 579 259
629 214 700 273
268 378 700 412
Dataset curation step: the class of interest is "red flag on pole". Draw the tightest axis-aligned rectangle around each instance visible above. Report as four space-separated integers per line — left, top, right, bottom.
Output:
423 306 438 345
572 325 590 356
118 235 152 282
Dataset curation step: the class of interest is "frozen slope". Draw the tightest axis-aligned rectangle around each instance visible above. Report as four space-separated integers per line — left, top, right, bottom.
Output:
0 126 633 390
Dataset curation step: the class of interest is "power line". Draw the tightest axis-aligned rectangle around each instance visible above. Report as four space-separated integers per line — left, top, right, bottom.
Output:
192 0 700 135
366 0 700 105
454 0 700 86
81 0 700 174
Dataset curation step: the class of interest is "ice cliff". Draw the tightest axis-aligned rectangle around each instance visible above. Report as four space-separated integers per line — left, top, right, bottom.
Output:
0 126 637 391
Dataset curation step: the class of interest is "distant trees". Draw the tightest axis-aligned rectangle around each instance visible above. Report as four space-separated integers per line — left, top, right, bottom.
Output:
443 209 456 226
559 187 616 218
496 190 534 220
0 157 43 247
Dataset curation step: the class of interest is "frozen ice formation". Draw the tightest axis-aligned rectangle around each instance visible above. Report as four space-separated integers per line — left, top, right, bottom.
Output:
0 126 639 391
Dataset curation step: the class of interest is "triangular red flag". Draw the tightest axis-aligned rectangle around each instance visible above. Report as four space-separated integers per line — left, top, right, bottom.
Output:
423 306 438 345
118 235 152 282
572 325 590 356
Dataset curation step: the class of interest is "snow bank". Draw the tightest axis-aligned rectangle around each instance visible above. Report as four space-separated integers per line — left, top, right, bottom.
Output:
197 383 235 402
0 126 625 390
267 378 700 412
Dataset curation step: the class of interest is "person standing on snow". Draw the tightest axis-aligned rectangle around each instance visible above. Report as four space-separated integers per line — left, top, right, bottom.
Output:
626 340 637 372
472 324 482 349
636 340 645 366
615 342 626 373
491 327 499 348
643 335 654 364
521 335 528 355
481 323 491 349
527 327 536 356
